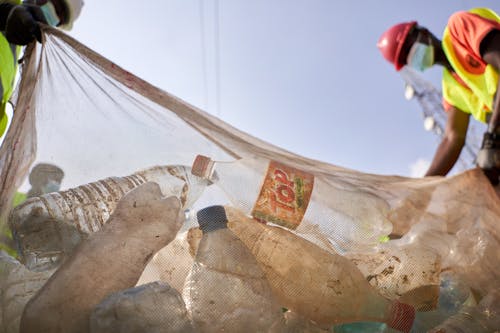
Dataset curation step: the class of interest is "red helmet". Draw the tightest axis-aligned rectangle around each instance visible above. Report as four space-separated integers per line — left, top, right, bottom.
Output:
377 21 417 71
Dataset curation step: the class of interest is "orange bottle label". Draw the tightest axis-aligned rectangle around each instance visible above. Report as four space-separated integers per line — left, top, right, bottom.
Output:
251 161 314 229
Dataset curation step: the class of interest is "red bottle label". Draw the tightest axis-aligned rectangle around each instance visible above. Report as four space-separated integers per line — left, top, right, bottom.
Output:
251 161 314 229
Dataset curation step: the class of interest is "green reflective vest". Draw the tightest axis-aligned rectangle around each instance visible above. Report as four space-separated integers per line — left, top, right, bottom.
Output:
442 8 500 123
0 0 21 137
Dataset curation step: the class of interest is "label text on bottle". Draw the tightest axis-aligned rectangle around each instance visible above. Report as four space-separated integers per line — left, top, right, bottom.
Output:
252 161 314 229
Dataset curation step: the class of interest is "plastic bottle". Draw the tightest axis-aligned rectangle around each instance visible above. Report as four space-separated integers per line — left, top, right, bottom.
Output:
427 287 500 333
333 322 387 333
0 251 54 333
182 205 284 333
225 206 415 332
270 310 329 333
391 217 498 301
90 281 195 333
410 271 477 333
10 165 208 271
345 240 441 311
191 155 393 253
136 227 202 293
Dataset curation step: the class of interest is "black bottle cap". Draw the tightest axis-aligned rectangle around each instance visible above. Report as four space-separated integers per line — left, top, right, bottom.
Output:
197 205 228 233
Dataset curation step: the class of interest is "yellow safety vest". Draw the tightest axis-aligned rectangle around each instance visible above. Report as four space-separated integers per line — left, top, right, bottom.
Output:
0 0 22 137
442 8 500 123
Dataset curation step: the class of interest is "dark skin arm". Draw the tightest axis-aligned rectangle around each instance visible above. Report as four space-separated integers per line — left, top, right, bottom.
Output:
425 106 470 176
426 29 500 177
481 30 500 133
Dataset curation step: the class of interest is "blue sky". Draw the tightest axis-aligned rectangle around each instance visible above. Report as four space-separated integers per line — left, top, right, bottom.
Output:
68 0 500 178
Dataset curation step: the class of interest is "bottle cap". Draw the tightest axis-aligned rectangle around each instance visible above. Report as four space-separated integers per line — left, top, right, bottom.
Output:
191 155 213 179
387 301 415 333
197 205 228 233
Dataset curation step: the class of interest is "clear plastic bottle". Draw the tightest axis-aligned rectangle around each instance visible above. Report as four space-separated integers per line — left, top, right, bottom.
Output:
225 206 415 332
90 281 195 333
427 287 500 333
410 271 477 333
136 227 201 293
391 217 498 301
182 205 284 333
270 310 329 333
10 165 208 271
346 241 441 311
333 322 387 333
0 251 54 333
191 155 393 253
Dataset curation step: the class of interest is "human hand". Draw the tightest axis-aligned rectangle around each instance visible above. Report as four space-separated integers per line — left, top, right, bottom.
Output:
5 4 47 45
476 131 500 185
107 182 185 248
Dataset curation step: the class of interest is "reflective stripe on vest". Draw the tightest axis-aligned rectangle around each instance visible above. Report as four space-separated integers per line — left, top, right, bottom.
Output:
442 8 500 123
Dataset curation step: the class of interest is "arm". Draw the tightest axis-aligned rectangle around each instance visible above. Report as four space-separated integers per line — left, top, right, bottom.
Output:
425 106 470 176
20 182 184 333
481 30 500 132
475 29 500 185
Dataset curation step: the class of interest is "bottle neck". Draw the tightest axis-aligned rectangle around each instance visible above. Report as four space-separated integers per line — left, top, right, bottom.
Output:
385 301 415 333
192 155 216 180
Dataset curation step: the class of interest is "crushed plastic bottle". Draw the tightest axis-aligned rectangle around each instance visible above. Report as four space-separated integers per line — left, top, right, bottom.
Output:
191 155 393 253
410 271 477 332
90 281 195 333
0 251 54 333
225 207 415 332
427 287 500 332
9 165 208 271
346 241 441 311
136 227 202 293
270 310 329 333
391 216 498 301
182 205 284 332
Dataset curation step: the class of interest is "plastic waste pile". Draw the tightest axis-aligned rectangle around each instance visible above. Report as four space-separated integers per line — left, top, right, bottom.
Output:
0 27 499 332
0 252 54 333
9 164 208 271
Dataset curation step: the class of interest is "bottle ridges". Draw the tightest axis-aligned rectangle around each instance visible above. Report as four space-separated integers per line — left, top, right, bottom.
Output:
39 174 147 233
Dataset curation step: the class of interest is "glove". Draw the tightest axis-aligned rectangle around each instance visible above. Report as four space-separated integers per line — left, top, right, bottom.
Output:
476 131 500 185
4 4 47 45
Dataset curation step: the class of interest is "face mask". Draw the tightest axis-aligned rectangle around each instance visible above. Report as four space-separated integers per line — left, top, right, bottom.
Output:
406 42 434 72
406 30 435 72
40 1 61 27
42 180 61 194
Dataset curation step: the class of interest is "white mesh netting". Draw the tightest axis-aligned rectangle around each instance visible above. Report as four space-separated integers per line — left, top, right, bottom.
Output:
0 27 499 332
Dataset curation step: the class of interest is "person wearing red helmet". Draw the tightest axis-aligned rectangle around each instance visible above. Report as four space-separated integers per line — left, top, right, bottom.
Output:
378 8 500 185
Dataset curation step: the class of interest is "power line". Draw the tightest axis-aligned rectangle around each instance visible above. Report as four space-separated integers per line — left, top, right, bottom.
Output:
198 0 222 117
400 67 483 171
214 0 221 117
198 0 209 110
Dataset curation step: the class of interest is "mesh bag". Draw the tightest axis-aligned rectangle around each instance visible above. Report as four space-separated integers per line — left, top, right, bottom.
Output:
0 27 499 332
